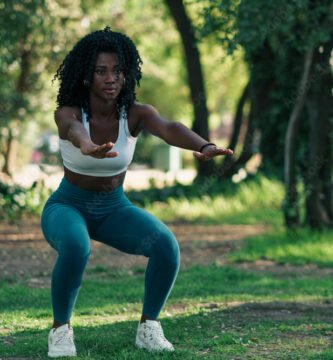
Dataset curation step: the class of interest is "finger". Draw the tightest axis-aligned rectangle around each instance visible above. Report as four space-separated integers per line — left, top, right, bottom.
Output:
100 142 114 149
90 151 118 159
216 147 233 155
93 142 114 153
104 151 119 158
193 151 209 161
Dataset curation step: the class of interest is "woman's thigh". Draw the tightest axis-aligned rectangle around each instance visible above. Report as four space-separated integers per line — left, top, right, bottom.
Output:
93 204 179 258
41 202 91 255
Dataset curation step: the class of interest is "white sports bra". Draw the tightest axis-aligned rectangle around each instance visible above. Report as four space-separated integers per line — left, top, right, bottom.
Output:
59 107 138 177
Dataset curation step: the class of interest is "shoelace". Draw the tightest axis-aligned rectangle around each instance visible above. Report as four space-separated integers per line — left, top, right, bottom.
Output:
54 330 74 346
151 323 170 345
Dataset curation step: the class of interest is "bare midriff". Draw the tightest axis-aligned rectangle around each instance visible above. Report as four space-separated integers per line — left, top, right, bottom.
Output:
64 166 126 192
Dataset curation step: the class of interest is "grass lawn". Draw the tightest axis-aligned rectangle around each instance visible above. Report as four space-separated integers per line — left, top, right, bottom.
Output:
2 176 333 359
1 262 333 359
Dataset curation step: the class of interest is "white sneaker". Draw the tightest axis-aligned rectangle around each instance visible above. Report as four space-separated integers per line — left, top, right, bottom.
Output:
48 324 77 358
135 320 174 352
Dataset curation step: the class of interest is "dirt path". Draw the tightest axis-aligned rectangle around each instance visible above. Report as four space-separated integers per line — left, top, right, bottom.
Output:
2 217 333 288
0 217 268 284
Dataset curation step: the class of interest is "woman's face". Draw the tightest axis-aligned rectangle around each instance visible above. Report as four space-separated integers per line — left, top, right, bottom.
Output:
90 52 125 102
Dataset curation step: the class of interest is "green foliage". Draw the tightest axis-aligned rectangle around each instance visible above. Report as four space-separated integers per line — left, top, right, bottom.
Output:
199 0 240 54
1 1 53 122
0 0 47 53
197 0 333 175
197 0 333 230
0 0 90 149
0 180 51 221
199 0 332 56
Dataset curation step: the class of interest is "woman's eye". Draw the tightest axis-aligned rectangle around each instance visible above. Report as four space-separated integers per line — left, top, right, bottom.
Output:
95 70 105 75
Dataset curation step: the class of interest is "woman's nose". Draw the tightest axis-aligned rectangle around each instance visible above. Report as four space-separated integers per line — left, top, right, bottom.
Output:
106 71 119 83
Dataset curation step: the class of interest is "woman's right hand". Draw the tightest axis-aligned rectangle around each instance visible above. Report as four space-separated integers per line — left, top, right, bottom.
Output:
80 140 119 159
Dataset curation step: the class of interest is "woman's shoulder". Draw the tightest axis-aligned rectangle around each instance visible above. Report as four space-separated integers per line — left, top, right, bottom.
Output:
127 102 157 136
129 102 158 118
55 106 82 122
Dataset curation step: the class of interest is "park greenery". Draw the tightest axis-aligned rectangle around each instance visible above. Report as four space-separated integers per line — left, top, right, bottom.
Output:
1 0 332 229
198 0 333 228
1 2 333 358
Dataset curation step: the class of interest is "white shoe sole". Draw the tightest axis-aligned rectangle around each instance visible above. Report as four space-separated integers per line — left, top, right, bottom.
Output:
48 349 77 358
135 337 174 352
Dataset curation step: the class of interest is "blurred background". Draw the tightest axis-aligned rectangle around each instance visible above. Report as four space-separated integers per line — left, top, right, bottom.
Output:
0 0 332 230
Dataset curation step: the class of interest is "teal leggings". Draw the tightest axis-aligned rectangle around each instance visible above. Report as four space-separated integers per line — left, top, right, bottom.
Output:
41 177 180 323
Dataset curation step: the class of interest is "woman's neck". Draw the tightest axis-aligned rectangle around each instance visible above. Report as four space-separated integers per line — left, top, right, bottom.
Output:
89 97 118 118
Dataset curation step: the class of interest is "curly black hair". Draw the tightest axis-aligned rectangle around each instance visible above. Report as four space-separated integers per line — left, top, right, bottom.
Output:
54 27 143 120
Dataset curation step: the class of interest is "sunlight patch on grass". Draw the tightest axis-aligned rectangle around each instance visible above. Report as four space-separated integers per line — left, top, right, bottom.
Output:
146 176 284 225
229 229 333 266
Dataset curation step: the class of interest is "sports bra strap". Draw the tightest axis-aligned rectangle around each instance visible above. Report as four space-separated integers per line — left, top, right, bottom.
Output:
81 108 89 131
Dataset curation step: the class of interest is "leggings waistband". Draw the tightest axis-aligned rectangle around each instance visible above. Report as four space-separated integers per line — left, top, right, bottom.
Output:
57 177 125 199
49 177 130 219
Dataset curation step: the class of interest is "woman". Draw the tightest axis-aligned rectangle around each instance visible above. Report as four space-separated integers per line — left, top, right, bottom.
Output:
41 27 233 357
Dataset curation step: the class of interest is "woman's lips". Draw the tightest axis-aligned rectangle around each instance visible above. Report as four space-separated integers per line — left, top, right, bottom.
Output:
104 88 116 94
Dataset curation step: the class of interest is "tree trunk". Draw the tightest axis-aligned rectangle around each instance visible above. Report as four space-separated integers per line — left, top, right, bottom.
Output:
305 35 333 229
218 81 250 178
234 101 256 166
250 42 281 174
320 134 333 222
0 44 32 176
164 0 214 177
318 35 333 223
283 48 313 227
1 127 18 177
17 48 32 93
305 100 327 229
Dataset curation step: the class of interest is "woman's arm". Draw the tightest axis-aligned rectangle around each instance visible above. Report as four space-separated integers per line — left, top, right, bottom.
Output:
137 104 233 160
55 107 118 158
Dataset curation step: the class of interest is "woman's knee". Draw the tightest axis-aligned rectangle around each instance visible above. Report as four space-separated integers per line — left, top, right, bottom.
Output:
151 228 180 266
57 224 91 259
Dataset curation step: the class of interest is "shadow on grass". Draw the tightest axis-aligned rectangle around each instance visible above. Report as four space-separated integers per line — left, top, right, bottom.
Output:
1 301 333 359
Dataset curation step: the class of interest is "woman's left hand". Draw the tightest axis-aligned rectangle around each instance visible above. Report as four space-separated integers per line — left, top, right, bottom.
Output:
192 145 233 161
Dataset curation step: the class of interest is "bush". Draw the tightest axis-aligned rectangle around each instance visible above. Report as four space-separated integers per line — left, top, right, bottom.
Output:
0 179 52 222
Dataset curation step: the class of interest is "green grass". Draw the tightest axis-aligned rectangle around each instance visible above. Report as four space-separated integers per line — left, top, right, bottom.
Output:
145 176 284 225
2 264 333 359
229 228 333 266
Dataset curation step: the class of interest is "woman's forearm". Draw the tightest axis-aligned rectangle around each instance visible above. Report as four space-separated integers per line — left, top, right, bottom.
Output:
67 121 92 149
164 122 210 152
